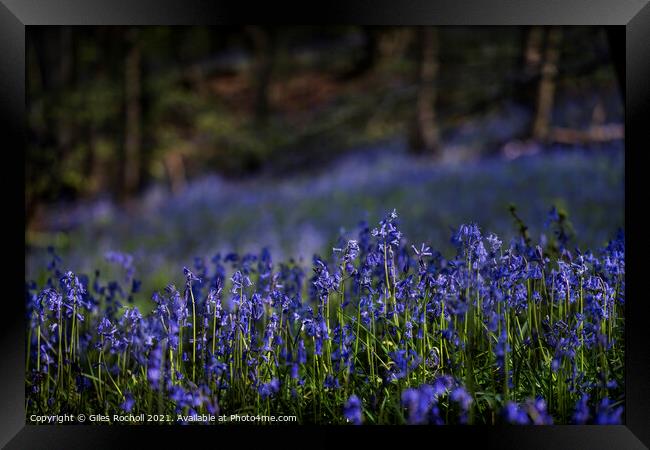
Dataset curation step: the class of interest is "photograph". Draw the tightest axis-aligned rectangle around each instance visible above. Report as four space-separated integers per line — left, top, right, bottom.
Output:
24 25 625 426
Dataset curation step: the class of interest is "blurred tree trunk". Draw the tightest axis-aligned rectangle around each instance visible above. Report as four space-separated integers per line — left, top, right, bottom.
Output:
523 27 544 78
84 124 99 196
409 27 439 156
246 26 275 126
164 151 187 195
123 29 142 196
532 28 562 142
512 26 545 129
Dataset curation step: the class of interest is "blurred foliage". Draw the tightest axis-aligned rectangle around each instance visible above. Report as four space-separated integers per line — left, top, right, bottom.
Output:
26 26 621 226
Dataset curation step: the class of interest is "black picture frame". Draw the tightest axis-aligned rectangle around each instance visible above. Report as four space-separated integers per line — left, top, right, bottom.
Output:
3 1 649 448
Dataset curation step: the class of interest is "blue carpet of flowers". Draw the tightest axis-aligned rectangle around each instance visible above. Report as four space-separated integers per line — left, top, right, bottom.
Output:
26 146 624 294
25 207 624 424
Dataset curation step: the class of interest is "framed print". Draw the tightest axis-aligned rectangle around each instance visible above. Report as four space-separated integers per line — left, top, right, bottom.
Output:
3 0 649 448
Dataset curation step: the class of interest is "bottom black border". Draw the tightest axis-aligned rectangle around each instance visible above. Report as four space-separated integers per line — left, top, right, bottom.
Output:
4 425 649 450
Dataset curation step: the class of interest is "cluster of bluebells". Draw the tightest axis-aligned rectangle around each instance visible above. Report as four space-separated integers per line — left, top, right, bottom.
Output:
25 208 624 425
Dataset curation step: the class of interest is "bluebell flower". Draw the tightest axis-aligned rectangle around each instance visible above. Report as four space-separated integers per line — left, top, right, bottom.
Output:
184 266 201 284
452 223 482 255
231 270 252 294
402 385 436 424
450 386 473 412
324 375 341 390
526 398 554 425
334 239 360 275
486 233 502 254
147 343 163 390
388 349 421 381
312 258 340 302
595 398 623 424
372 209 403 253
504 401 530 424
97 318 118 348
121 392 135 412
290 363 300 379
495 328 510 374
261 313 278 353
343 395 362 425
297 339 307 364
258 378 280 399
41 288 63 315
572 394 590 424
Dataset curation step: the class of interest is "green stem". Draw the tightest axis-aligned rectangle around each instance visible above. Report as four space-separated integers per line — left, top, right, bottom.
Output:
190 287 197 382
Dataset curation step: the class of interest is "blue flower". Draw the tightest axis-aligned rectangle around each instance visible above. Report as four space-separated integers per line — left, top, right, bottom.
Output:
504 401 529 425
450 386 472 412
258 378 280 399
595 398 623 424
324 375 341 390
231 270 252 294
388 349 421 381
402 385 436 424
526 398 553 425
147 344 163 390
343 395 362 425
121 392 135 412
183 267 201 284
297 339 307 364
572 394 590 424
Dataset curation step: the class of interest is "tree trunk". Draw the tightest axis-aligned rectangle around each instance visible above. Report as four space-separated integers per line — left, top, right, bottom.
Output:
123 29 142 196
532 28 562 142
510 26 545 117
246 26 275 126
409 27 439 156
164 151 187 195
523 26 544 78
